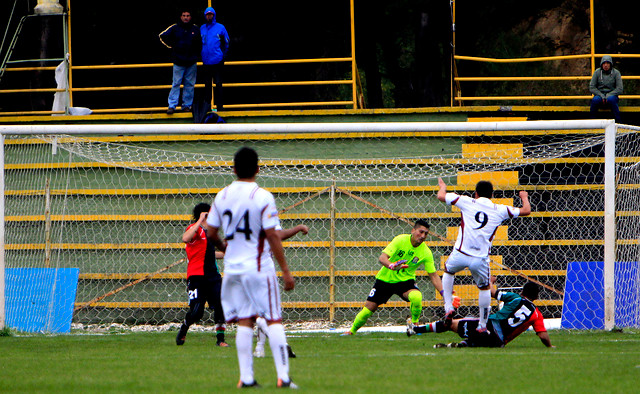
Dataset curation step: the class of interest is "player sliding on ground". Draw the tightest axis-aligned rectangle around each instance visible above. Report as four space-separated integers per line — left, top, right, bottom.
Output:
342 220 460 336
438 178 531 335
407 278 554 348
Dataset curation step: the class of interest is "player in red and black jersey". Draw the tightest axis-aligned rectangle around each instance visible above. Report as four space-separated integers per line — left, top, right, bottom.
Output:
407 278 554 348
176 203 228 346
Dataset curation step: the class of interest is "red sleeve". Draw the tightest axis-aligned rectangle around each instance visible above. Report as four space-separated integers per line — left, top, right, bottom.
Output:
185 223 203 244
531 308 547 333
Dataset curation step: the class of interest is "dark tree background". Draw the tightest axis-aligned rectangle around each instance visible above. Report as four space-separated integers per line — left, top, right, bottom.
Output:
1 0 640 111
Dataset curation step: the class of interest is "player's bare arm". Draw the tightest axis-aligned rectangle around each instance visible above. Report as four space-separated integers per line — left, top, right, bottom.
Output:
429 271 461 307
518 190 532 216
428 271 444 293
216 225 308 258
203 222 227 253
437 177 447 202
278 224 309 241
379 253 408 270
265 227 295 291
537 331 555 348
489 275 499 298
181 211 208 243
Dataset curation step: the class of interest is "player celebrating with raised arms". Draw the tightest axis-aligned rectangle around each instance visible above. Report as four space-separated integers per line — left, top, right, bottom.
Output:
342 220 459 336
205 147 297 389
438 178 531 335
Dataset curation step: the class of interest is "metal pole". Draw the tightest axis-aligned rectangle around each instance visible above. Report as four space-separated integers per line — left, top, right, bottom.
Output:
44 178 52 268
329 182 336 322
62 13 70 115
450 0 455 107
603 121 616 330
350 0 357 109
67 0 73 107
0 119 616 135
0 134 6 330
590 0 596 73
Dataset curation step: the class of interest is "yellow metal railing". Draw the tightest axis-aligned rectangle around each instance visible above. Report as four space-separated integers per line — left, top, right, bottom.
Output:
453 53 640 103
1 0 359 116
451 0 640 106
0 58 358 116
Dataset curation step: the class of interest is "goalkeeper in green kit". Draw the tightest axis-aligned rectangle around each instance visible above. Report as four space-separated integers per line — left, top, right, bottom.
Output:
342 220 460 335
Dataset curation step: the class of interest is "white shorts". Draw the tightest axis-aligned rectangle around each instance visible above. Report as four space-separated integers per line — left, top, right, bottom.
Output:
221 271 283 323
444 249 491 288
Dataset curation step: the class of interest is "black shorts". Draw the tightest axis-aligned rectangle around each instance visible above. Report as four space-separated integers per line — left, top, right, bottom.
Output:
366 279 419 305
187 275 222 310
456 318 504 348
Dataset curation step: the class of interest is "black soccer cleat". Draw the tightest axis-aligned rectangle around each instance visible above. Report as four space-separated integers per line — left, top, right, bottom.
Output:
238 380 260 388
176 324 188 346
443 310 455 329
277 379 298 389
476 326 490 336
406 317 416 337
287 344 296 358
433 341 467 348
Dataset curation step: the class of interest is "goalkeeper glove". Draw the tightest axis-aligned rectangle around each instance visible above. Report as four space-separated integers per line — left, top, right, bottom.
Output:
388 260 408 270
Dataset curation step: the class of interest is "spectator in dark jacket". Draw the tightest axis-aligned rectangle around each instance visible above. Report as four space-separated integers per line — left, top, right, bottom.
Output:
200 7 230 111
159 10 201 114
589 55 623 123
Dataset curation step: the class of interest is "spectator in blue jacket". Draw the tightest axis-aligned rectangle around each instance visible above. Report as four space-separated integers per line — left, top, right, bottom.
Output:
159 10 201 114
200 7 230 111
589 55 623 123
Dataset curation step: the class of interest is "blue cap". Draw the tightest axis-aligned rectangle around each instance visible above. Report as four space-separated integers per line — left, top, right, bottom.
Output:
204 7 215 15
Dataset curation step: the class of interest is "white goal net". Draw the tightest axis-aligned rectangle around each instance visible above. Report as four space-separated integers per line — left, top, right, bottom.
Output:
0 120 638 332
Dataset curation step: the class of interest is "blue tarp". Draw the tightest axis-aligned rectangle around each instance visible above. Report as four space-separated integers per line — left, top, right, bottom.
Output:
561 261 639 329
5 268 79 333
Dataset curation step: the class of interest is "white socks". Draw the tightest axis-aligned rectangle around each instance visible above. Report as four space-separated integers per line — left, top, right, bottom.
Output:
478 289 491 329
236 326 255 384
256 317 268 348
442 272 455 313
267 323 290 382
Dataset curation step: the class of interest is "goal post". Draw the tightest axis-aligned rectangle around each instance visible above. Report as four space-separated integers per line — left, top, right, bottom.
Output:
603 122 616 330
0 119 637 332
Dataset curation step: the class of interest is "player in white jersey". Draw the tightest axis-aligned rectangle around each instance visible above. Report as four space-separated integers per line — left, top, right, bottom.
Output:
437 177 531 334
205 147 297 389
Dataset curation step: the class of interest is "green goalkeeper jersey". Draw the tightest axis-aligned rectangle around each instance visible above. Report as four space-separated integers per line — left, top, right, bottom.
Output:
375 234 435 283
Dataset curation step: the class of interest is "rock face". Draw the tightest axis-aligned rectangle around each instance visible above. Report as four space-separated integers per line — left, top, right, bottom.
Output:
463 0 640 102
528 6 592 75
34 0 64 15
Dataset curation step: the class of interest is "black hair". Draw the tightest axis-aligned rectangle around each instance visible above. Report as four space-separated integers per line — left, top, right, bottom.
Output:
414 219 430 230
475 180 494 198
234 147 259 179
521 282 540 301
193 202 211 221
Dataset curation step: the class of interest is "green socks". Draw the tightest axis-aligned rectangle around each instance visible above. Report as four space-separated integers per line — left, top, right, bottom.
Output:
350 307 374 334
408 290 423 324
349 290 422 334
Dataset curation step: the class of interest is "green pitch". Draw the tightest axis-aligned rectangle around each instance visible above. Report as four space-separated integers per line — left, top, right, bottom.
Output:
1 329 639 393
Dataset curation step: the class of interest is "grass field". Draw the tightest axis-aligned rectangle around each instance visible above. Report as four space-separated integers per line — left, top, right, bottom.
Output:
1 328 639 393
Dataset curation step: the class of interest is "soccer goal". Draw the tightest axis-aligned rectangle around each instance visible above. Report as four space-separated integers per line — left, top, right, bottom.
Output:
0 120 638 332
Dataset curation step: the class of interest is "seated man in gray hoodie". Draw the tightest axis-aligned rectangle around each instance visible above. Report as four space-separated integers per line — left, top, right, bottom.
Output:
589 55 623 123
